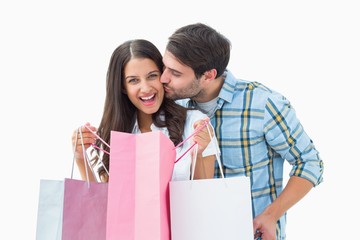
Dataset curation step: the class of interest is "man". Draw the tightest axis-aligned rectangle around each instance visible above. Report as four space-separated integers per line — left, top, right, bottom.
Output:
161 23 323 240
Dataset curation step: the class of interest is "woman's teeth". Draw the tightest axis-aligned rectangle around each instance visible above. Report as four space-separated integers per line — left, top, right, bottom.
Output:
140 94 155 101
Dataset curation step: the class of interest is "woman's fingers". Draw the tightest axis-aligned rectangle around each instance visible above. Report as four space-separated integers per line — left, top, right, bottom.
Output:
72 124 98 155
192 118 213 153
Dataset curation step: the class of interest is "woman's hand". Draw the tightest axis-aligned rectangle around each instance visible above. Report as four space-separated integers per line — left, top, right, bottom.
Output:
192 117 212 155
192 117 216 179
72 122 97 163
71 122 98 182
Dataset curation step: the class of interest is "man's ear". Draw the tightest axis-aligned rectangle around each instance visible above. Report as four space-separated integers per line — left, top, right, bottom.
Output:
203 69 217 82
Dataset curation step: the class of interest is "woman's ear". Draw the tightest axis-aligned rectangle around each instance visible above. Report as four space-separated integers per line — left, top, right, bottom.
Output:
122 88 127 94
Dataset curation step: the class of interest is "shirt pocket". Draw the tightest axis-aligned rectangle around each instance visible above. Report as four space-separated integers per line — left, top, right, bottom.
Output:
219 129 267 169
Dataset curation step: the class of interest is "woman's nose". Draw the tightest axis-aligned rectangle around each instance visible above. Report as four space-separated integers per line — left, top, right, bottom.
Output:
140 81 152 92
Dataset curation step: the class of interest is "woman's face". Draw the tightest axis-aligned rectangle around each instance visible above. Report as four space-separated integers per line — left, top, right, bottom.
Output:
123 57 164 115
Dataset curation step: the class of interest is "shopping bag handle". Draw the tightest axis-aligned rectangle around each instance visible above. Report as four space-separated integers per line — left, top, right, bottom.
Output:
71 125 110 184
174 120 209 163
84 125 111 149
82 125 110 176
190 123 225 180
83 124 111 155
83 121 210 165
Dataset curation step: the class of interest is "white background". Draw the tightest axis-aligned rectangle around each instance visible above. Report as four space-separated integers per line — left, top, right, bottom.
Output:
1 0 359 239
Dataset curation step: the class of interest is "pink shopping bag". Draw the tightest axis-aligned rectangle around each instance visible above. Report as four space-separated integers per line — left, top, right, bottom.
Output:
36 126 109 240
35 178 108 240
105 131 176 240
61 178 108 240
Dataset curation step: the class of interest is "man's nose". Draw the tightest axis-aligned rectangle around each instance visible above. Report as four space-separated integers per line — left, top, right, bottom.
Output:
160 69 170 83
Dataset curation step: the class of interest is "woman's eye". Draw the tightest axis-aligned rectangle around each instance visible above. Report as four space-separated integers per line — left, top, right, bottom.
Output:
148 74 159 79
128 78 138 84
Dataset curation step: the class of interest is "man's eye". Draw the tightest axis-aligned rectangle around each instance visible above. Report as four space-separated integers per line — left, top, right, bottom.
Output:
172 72 181 77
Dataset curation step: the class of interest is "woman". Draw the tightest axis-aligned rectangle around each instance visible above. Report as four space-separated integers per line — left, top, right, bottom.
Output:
72 39 218 182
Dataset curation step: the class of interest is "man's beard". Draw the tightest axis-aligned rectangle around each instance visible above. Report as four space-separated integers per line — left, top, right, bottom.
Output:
164 78 202 101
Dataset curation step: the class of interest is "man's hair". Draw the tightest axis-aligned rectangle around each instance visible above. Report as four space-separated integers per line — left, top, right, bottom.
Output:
166 23 231 78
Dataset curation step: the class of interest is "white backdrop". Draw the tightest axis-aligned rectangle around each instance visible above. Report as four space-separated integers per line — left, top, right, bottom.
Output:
1 1 358 239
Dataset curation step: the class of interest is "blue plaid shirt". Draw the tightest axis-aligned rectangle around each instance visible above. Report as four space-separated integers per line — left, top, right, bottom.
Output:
182 71 324 239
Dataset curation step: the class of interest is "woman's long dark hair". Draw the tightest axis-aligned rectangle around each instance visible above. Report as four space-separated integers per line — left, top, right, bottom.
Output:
93 39 187 180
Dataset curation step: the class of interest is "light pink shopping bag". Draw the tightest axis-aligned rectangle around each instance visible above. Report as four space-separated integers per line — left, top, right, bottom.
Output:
106 131 176 240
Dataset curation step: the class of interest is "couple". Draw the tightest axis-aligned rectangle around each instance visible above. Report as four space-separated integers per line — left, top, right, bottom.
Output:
72 23 324 240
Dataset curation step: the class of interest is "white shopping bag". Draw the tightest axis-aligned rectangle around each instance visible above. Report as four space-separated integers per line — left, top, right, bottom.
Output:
35 179 64 240
169 126 253 240
169 176 253 239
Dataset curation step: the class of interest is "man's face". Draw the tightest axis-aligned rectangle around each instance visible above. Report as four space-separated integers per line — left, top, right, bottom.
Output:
160 50 202 101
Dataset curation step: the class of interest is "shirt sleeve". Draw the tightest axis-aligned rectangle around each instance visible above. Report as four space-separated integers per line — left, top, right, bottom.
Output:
263 92 324 186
